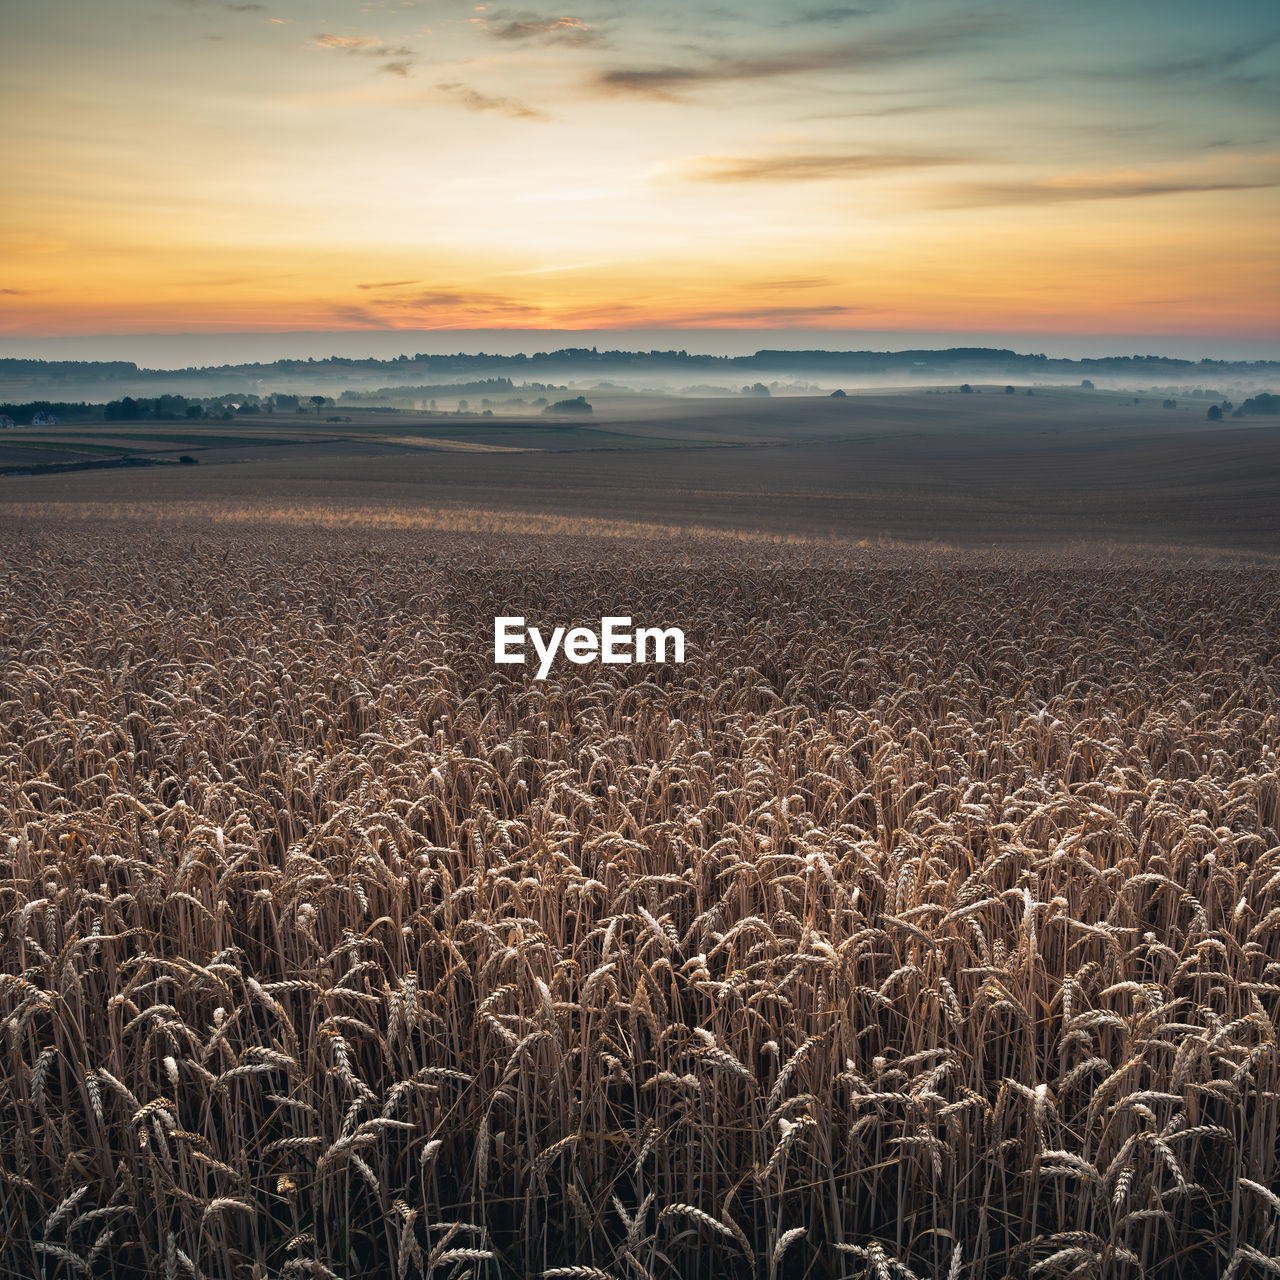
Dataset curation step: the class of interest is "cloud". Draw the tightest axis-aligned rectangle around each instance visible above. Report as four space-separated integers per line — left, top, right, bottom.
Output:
313 32 418 75
346 288 545 319
167 0 265 10
0 288 29 296
314 34 379 50
435 81 548 119
755 278 831 290
679 151 959 182
1140 34 1280 81
800 99 953 121
475 10 604 48
357 279 422 291
942 178 1279 207
788 6 875 24
593 20 1003 99
330 304 384 327
401 290 542 315
673 304 862 324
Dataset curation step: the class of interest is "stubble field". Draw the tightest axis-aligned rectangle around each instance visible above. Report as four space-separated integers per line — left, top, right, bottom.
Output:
3 509 1280 1279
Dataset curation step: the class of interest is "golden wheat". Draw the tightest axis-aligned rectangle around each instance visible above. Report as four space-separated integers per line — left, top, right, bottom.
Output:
1 515 1279 1278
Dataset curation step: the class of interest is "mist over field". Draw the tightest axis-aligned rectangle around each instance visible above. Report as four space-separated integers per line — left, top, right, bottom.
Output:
3 341 1277 407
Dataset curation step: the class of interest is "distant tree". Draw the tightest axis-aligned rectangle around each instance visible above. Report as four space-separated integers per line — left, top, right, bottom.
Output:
1081 379 1095 390
185 405 204 419
1207 404 1223 421
178 454 198 465
543 395 593 415
1162 398 1177 410
309 395 325 412
1005 385 1016 394
429 399 437 411
829 388 847 398
742 383 771 397
1239 392 1280 415
458 399 469 411
959 384 973 393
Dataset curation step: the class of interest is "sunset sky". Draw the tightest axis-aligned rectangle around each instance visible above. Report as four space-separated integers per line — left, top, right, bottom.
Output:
3 0 1278 343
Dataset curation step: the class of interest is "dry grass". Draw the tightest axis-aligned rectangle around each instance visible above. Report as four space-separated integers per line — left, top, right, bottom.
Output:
3 516 1280 1279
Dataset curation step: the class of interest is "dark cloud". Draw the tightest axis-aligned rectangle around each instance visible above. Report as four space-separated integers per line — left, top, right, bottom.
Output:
593 19 1003 99
683 151 958 182
943 178 1279 207
356 279 421 291
0 288 29 296
477 11 605 48
435 81 549 120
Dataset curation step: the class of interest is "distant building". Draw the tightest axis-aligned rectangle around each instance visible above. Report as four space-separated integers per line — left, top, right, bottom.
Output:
31 411 59 426
0 415 13 429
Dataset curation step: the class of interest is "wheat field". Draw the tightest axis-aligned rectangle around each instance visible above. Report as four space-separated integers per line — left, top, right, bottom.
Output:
3 514 1280 1279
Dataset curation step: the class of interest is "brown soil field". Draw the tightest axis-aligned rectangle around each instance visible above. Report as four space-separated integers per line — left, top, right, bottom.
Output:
3 391 1278 551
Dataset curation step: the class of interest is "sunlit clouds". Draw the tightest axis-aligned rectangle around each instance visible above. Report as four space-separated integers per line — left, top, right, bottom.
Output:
2 0 1277 339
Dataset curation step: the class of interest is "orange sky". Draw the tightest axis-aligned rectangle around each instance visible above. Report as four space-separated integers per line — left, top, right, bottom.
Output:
3 0 1278 341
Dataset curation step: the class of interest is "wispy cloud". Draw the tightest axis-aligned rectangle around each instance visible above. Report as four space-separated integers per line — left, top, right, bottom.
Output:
474 10 605 48
356 279 421 291
345 288 545 319
167 0 265 11
401 290 542 315
942 177 1279 208
679 151 959 182
674 304 862 324
755 277 831 290
787 6 876 25
593 20 1004 99
313 32 418 76
0 288 29 296
1138 34 1280 81
435 81 548 119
